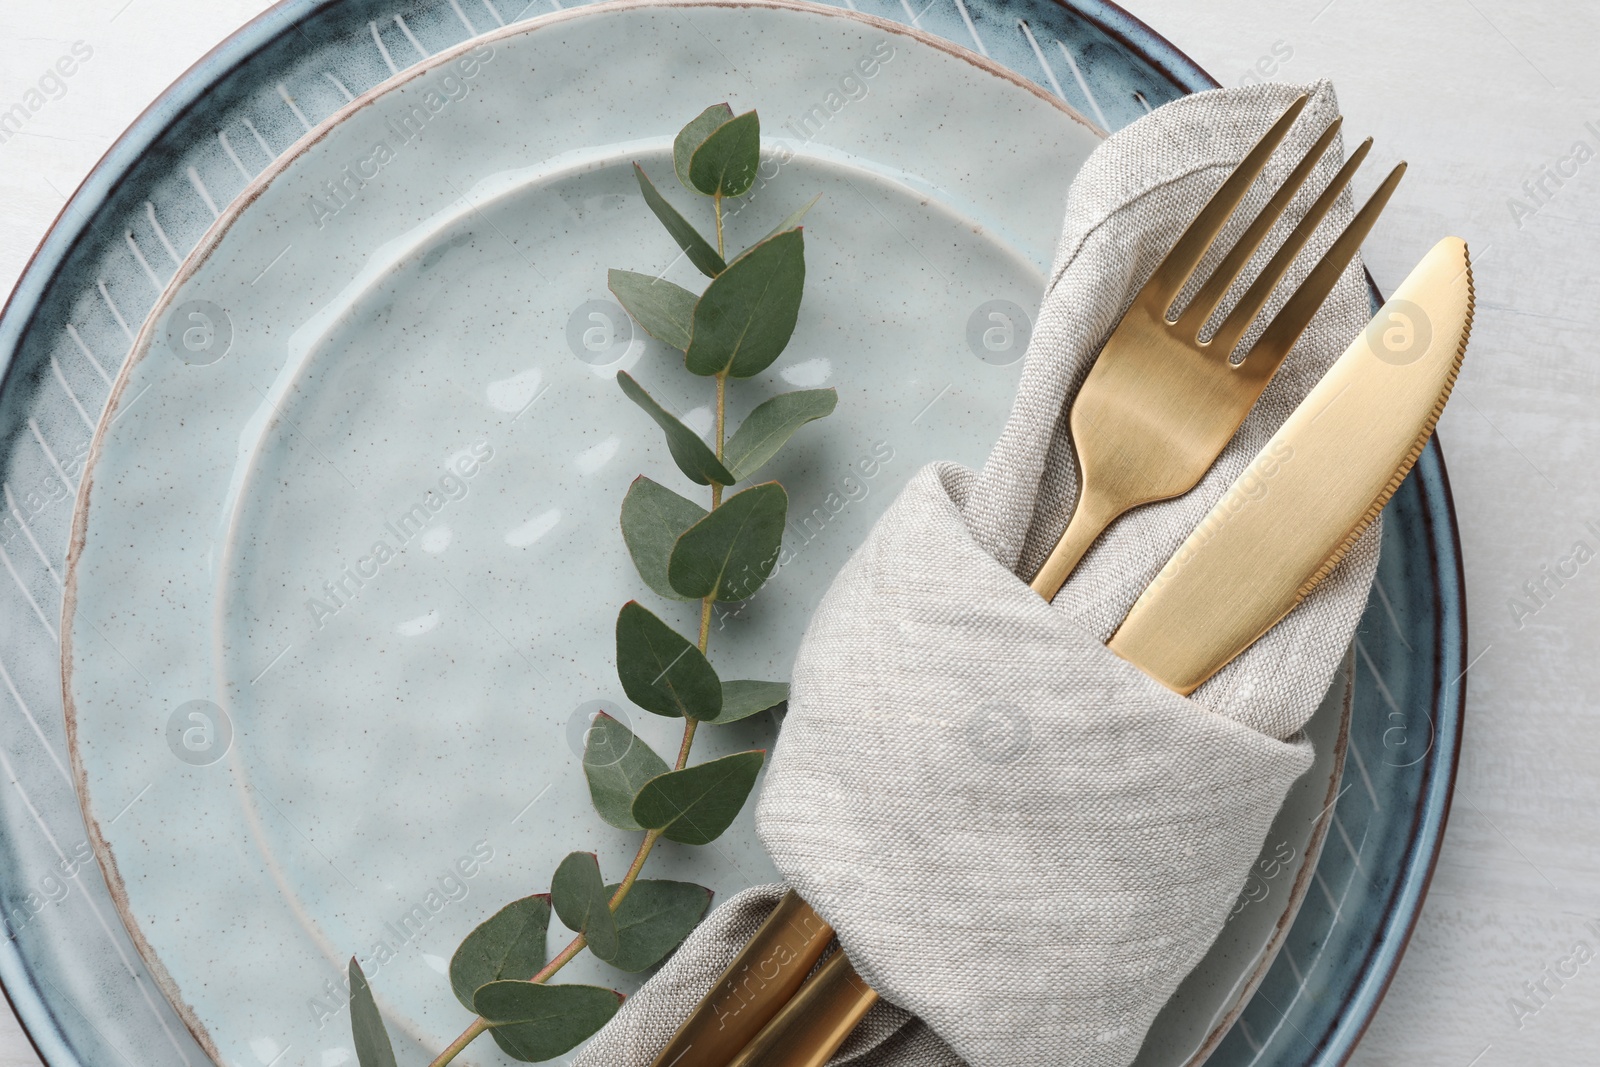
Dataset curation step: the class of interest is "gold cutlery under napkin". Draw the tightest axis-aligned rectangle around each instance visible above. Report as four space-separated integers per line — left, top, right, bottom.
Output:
656 235 1473 1067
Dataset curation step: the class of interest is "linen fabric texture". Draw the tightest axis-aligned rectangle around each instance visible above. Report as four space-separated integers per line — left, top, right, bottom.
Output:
576 79 1380 1067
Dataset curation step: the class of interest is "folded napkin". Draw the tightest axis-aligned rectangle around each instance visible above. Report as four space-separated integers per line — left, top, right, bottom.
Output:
576 79 1380 1067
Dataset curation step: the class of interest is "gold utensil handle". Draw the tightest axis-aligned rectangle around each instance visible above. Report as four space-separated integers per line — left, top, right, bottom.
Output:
1028 491 1118 600
725 951 880 1067
650 891 836 1067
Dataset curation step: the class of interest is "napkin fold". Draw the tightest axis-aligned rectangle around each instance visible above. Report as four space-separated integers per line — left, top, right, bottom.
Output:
576 79 1380 1067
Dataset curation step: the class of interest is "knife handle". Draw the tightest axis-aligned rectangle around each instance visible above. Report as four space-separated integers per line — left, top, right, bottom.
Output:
726 950 880 1067
649 890 836 1067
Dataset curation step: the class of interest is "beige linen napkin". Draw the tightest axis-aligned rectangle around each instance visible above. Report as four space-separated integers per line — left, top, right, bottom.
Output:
576 78 1380 1067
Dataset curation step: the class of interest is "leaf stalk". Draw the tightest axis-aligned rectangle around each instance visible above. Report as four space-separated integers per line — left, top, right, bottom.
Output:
714 191 725 259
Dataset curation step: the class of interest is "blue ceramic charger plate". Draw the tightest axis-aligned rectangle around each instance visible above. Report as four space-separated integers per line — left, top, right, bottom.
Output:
0 1 1462 1064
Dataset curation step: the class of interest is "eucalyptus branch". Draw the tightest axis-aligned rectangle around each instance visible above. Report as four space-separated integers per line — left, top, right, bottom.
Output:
352 102 831 1067
427 1020 488 1067
421 813 661 1067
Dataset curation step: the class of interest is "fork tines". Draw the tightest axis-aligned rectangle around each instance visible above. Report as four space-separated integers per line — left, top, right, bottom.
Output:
1149 93 1405 374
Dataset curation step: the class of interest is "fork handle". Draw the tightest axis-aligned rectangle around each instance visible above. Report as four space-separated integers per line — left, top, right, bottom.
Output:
1029 491 1119 601
726 950 880 1067
649 890 836 1067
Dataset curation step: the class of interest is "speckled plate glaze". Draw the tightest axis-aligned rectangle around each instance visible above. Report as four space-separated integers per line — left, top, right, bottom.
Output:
0 2 1461 1067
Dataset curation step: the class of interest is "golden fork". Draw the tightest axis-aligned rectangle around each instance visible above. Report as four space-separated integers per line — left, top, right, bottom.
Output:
1028 93 1403 598
651 95 1406 1067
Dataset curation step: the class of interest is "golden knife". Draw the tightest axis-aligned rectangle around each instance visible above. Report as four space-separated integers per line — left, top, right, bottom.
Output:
657 236 1474 1067
1108 235 1473 690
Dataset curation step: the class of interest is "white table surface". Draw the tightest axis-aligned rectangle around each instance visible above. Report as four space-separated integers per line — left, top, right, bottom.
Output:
1 1 1594 1065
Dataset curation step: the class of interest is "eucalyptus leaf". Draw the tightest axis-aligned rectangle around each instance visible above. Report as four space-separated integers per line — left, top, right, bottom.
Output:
616 371 735 486
689 111 761 198
550 853 619 963
674 103 734 191
620 477 706 601
616 602 722 720
348 959 397 1067
549 852 603 931
684 230 805 378
602 879 715 972
448 895 551 1011
632 750 766 845
724 388 837 482
584 711 671 831
760 192 820 245
634 163 726 278
473 981 624 1062
587 907 620 965
715 680 789 723
608 270 698 351
667 482 788 602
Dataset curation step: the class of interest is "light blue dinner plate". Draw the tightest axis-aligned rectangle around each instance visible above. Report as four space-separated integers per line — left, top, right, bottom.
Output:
0 1 1462 1065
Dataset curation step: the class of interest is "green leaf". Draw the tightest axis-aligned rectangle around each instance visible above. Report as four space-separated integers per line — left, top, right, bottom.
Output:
724 389 837 482
608 270 698 351
689 111 761 198
550 852 619 963
583 711 671 830
620 477 706 601
674 103 734 192
474 981 624 1062
632 750 766 845
549 852 603 931
760 193 821 245
348 958 397 1067
634 163 726 279
616 601 722 720
448 895 551 1011
617 371 735 487
667 482 788 602
684 229 805 378
602 879 715 972
716 680 789 723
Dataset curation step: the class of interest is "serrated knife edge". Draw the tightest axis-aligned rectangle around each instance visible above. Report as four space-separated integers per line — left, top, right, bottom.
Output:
1291 242 1473 603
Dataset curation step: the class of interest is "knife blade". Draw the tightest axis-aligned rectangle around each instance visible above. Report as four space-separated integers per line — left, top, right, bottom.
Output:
1108 235 1473 692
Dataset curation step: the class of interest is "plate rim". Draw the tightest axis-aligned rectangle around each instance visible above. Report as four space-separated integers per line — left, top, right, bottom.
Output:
0 7 354 1064
1177 654 1354 1067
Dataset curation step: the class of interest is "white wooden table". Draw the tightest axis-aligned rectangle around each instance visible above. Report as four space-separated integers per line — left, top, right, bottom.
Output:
1 1 1594 1065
